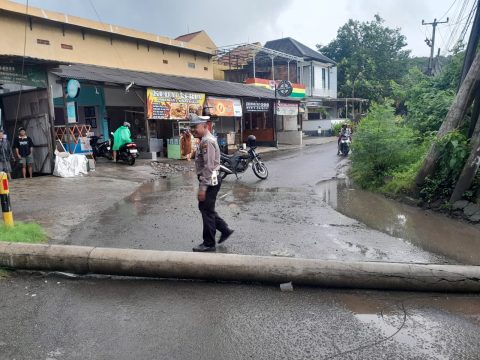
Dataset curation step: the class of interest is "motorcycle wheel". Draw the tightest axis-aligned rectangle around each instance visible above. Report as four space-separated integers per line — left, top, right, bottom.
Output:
342 146 349 156
253 161 268 180
127 155 135 166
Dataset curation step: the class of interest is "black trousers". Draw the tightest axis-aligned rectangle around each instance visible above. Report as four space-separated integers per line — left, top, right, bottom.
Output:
198 181 229 247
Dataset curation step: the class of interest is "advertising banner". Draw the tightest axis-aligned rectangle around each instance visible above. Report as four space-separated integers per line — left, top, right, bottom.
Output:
147 88 205 120
244 100 270 112
0 64 47 88
276 102 298 116
206 97 242 117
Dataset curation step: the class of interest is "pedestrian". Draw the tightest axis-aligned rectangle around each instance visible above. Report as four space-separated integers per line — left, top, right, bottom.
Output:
190 114 233 252
14 127 34 179
0 129 13 180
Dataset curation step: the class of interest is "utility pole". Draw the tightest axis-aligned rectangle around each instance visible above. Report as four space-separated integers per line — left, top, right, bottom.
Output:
422 17 449 75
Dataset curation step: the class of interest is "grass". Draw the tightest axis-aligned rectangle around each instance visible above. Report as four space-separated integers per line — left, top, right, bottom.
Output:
0 268 8 278
0 222 47 244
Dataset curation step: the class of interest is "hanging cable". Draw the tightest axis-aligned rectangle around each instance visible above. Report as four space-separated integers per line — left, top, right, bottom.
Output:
11 0 29 148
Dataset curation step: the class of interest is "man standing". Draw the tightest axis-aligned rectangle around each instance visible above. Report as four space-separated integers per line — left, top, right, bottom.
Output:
14 127 34 179
190 114 233 252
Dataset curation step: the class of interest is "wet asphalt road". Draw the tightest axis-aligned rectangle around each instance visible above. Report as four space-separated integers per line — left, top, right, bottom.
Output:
63 142 447 264
2 141 480 359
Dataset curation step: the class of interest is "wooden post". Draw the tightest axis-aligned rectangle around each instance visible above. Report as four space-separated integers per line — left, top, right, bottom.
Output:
415 51 480 188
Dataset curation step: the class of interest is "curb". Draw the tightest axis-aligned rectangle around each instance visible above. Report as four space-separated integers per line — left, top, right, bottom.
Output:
1 243 480 292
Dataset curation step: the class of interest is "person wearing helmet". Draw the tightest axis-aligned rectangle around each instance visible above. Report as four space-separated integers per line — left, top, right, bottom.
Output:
189 113 233 252
337 123 349 155
112 121 132 162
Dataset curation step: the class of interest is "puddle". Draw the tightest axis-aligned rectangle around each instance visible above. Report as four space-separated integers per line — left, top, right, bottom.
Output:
316 179 480 265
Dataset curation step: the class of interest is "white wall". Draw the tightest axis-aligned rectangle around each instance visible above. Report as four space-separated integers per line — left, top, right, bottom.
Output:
302 119 332 131
277 131 302 145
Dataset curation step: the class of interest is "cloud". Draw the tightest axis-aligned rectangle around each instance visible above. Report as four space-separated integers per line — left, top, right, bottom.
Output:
12 0 459 55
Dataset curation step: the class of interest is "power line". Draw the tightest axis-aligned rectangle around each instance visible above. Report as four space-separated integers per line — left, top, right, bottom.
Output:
439 0 459 20
11 0 29 144
87 0 127 69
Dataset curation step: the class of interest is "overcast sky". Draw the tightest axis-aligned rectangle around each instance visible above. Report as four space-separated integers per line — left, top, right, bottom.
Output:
12 0 475 57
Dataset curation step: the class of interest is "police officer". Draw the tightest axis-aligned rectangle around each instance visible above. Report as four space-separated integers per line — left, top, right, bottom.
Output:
190 114 233 252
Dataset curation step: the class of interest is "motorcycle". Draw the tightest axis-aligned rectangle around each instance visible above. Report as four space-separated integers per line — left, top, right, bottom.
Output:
89 135 113 161
110 132 138 166
219 135 268 180
339 135 351 156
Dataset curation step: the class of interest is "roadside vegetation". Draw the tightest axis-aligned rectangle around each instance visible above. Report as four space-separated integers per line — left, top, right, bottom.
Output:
0 222 47 243
320 16 480 208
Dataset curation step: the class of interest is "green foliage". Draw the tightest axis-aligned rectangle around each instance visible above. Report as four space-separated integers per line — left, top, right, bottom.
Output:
318 15 410 101
0 222 47 243
419 131 470 203
0 268 8 278
350 103 422 190
392 52 463 135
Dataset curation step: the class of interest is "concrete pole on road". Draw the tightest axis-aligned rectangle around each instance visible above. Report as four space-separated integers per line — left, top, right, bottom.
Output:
1 243 480 293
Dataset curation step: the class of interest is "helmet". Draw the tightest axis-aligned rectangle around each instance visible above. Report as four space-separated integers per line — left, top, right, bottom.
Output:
246 135 256 148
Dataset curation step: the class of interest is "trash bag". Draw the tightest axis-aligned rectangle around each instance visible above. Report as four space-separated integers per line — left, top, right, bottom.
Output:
53 151 88 177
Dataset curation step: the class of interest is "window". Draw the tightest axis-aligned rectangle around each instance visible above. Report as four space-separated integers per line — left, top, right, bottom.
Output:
61 44 73 50
163 59 168 64
322 68 326 89
204 66 208 71
188 62 195 69
37 39 50 45
84 106 97 129
308 112 321 120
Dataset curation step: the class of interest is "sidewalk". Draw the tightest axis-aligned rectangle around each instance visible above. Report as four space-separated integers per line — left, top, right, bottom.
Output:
257 136 337 154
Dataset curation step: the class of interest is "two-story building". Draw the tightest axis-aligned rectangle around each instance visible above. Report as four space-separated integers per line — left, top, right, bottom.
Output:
217 37 349 141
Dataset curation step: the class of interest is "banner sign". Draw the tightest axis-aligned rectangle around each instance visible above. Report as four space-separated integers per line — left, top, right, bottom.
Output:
276 102 298 116
0 64 47 88
67 101 77 123
206 97 242 117
147 88 205 120
245 100 270 113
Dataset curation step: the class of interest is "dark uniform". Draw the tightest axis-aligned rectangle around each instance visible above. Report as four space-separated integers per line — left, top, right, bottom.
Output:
195 129 231 249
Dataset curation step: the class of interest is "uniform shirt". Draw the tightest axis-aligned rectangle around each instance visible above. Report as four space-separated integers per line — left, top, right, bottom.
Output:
195 130 220 191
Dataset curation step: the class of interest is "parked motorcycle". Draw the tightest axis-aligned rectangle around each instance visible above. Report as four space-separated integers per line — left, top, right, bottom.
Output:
339 135 351 156
110 132 138 166
89 135 113 161
219 135 268 180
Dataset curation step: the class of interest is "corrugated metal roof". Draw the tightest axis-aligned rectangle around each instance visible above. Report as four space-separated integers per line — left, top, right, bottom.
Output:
50 64 279 99
265 38 336 65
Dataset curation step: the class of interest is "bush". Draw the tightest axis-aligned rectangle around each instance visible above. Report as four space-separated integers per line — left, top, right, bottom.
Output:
351 103 423 190
419 130 470 203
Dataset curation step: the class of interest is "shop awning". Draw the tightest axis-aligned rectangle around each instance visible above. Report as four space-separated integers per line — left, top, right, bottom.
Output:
50 63 279 100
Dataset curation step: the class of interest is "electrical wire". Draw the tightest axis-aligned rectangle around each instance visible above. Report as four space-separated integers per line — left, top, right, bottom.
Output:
459 0 477 43
11 0 29 147
87 0 127 70
439 0 459 20
323 303 408 360
444 0 471 53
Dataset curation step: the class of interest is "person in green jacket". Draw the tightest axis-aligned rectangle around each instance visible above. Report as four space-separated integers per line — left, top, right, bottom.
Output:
112 122 132 162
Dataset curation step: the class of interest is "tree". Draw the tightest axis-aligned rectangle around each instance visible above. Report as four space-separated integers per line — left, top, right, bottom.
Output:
415 50 480 189
318 15 410 101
